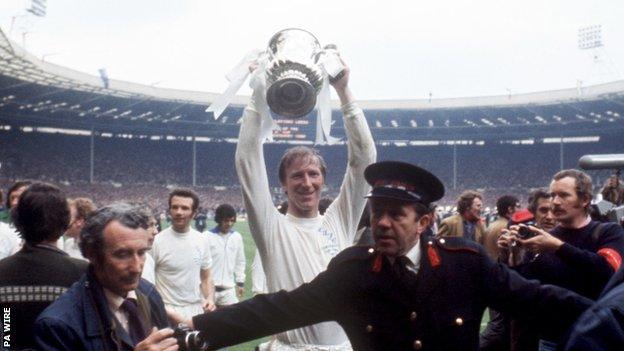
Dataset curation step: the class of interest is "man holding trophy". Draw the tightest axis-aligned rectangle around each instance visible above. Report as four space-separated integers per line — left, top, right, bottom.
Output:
234 29 376 350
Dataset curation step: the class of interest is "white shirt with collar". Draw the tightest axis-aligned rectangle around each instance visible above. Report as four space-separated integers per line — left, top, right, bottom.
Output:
403 240 422 275
206 227 246 289
103 288 138 335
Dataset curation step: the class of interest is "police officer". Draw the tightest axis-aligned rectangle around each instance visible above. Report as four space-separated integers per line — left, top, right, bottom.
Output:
189 161 591 350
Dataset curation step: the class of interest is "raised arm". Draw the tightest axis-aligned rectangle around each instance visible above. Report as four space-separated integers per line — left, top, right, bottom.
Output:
234 81 278 254
325 61 377 245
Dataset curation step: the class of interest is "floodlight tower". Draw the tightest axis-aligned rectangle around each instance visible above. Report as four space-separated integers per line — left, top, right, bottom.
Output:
577 25 621 85
577 25 602 52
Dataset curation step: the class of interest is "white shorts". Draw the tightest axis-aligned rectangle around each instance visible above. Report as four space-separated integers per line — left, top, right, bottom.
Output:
165 302 204 320
215 287 239 306
260 338 352 351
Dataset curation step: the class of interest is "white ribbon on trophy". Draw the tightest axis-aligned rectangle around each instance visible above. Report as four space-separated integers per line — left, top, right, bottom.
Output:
205 49 278 141
206 29 342 145
315 75 340 145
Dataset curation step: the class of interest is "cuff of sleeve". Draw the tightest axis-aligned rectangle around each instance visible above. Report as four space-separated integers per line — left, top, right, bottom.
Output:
192 314 208 333
192 315 215 348
236 282 245 288
341 101 362 118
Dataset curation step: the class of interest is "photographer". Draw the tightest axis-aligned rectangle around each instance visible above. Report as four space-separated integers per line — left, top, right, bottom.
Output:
498 170 624 351
601 174 624 206
35 203 177 351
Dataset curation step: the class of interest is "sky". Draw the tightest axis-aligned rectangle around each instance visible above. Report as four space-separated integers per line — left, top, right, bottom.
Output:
0 0 623 100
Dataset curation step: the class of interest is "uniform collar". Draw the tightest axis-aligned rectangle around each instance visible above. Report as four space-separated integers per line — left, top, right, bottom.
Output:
403 241 421 273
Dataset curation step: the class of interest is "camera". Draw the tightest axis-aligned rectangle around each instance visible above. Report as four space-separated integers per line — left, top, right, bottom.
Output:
173 324 209 351
516 221 537 240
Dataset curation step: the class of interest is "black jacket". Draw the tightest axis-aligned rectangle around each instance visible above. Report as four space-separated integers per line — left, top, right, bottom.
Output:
193 237 592 350
0 243 88 350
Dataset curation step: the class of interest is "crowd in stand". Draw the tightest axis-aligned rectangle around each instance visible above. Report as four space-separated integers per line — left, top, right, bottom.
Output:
0 129 619 213
1 64 624 350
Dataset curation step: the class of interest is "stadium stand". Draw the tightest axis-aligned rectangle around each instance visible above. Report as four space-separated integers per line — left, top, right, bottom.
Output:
0 26 623 213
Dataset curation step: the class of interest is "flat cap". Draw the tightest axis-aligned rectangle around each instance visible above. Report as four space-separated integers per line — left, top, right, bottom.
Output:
364 161 444 205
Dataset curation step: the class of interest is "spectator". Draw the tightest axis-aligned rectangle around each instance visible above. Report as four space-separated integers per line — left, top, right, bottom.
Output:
600 174 624 206
0 181 32 259
34 203 175 351
0 182 87 350
63 197 96 260
438 190 486 243
195 207 208 233
501 169 624 350
528 188 557 232
138 205 159 285
496 190 556 351
152 188 215 320
479 194 519 351
483 195 519 259
207 203 246 306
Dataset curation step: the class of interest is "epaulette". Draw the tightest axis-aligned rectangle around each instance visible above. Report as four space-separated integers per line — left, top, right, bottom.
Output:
419 237 480 269
332 245 377 267
430 236 480 255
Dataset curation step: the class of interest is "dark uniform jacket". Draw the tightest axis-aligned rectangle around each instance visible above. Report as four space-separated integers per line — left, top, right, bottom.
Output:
564 266 624 350
0 243 88 350
34 267 169 351
193 237 592 351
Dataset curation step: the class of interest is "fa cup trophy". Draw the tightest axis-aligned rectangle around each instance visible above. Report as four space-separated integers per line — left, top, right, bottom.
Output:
265 28 344 118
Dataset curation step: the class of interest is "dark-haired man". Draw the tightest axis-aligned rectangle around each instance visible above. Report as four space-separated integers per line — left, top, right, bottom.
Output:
187 161 592 350
438 190 486 244
152 188 215 320
0 182 87 350
483 195 519 260
34 203 176 351
498 189 557 351
208 203 246 306
480 194 519 351
235 59 375 349
528 188 557 232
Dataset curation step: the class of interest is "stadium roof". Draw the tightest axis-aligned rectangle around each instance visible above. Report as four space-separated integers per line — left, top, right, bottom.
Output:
1 27 624 142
